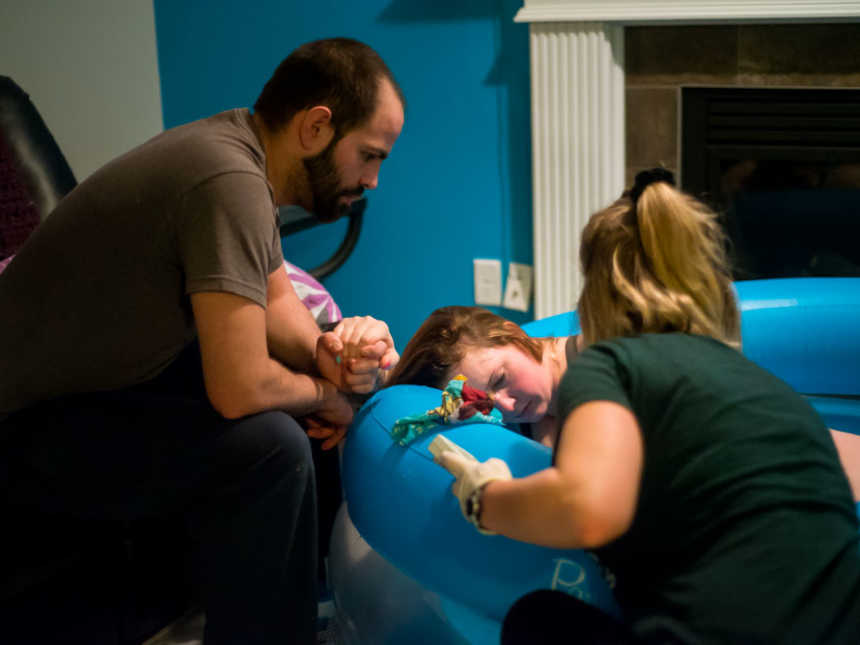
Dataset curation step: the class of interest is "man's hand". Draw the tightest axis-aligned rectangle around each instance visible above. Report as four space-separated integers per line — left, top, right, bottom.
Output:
304 418 348 451
303 380 354 450
317 316 399 393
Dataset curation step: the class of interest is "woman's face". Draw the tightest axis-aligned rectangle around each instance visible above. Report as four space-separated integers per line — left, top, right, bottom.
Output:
452 344 554 423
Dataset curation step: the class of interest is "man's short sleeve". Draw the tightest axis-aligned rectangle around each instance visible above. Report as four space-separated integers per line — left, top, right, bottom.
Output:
178 172 280 307
269 220 284 275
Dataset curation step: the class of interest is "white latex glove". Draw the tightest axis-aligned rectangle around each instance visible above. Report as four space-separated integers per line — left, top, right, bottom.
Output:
434 450 513 532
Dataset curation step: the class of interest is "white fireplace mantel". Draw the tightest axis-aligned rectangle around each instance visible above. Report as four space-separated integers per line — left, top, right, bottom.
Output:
515 0 860 319
515 1 860 24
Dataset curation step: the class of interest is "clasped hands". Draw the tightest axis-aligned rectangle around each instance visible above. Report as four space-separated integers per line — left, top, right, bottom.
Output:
317 316 399 393
307 316 399 450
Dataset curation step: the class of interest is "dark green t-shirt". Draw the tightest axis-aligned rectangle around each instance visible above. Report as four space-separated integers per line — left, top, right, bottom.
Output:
558 333 860 644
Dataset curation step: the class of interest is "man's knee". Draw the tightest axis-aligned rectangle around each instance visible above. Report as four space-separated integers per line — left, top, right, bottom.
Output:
193 411 316 531
237 411 314 477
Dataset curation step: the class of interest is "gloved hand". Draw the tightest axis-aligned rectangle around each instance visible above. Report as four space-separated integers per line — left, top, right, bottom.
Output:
434 450 513 533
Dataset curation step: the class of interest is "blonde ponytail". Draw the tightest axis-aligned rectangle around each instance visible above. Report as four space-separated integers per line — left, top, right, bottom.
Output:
578 170 740 348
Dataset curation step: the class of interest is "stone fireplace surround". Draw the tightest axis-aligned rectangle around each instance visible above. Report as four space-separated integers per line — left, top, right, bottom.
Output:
514 1 860 318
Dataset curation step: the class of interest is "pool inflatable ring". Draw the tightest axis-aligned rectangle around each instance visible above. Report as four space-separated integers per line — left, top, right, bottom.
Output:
328 502 482 645
341 384 619 645
522 278 860 399
334 278 860 644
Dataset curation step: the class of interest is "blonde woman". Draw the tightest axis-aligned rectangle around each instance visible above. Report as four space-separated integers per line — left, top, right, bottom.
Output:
432 169 860 644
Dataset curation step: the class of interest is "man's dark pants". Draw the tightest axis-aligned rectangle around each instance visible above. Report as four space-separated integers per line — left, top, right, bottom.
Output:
0 343 318 644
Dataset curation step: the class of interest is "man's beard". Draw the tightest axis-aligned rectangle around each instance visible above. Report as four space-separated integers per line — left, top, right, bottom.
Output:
303 140 363 222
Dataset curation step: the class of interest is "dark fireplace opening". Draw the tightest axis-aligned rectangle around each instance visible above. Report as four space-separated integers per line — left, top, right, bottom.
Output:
681 87 860 281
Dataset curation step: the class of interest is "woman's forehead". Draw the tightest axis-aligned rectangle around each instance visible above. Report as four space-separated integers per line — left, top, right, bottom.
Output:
457 346 504 376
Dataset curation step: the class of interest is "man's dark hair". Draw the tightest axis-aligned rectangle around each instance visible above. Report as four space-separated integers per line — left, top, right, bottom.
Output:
254 37 404 138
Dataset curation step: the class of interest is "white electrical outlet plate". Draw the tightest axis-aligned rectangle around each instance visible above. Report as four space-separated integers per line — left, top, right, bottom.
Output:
473 258 502 306
503 262 533 312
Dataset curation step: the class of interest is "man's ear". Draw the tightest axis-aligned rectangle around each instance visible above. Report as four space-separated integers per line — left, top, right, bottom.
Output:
298 105 334 155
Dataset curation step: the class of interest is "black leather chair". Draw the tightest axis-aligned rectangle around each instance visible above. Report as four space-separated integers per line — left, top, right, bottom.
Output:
278 197 366 279
0 76 192 645
0 77 76 218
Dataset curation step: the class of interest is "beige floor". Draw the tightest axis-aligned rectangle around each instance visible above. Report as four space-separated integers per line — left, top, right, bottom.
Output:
141 609 204 645
141 601 338 645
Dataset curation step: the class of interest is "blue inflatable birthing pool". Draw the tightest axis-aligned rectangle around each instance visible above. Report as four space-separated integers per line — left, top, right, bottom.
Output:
329 278 860 645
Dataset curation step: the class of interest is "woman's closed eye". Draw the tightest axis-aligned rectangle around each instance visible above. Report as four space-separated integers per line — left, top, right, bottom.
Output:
491 372 506 391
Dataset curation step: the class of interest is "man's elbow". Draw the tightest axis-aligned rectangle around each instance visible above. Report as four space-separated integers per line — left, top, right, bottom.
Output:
205 381 260 419
208 394 249 419
212 400 248 420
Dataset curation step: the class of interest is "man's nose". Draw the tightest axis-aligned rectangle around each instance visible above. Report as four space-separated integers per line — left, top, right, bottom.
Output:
360 168 379 190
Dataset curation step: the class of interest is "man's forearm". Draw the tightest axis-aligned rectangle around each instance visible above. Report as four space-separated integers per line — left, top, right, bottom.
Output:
265 265 323 373
266 305 321 373
210 354 341 420
267 328 320 374
192 288 345 421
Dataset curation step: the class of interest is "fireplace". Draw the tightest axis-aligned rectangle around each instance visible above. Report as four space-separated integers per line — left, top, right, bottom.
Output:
514 2 860 318
681 86 860 280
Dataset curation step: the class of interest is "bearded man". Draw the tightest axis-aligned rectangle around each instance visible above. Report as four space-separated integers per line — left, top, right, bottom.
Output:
0 37 404 644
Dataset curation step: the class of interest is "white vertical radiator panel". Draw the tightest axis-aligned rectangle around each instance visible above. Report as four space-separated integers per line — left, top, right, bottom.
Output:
528 22 625 319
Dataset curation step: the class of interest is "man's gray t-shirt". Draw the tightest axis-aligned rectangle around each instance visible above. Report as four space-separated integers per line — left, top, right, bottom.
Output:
0 109 284 415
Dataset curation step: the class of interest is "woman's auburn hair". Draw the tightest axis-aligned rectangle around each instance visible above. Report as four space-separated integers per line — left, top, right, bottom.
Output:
386 305 544 389
578 181 741 348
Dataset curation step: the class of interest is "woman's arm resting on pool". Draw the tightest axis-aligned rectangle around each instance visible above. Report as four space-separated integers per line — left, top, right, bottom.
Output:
481 401 643 549
830 428 860 502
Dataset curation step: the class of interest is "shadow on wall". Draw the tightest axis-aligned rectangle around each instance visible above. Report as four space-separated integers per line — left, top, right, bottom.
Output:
377 0 533 281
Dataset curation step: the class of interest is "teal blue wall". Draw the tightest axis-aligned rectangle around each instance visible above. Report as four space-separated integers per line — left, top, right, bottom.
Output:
153 0 533 348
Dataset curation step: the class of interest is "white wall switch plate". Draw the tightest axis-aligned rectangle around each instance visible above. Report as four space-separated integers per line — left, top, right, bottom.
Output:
503 262 533 312
473 258 502 306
